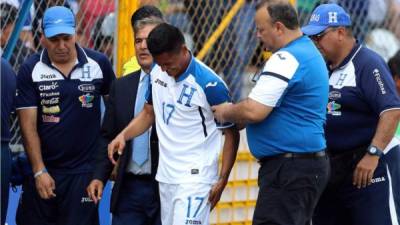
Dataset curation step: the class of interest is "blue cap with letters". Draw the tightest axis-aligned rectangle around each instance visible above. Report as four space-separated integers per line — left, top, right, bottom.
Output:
302 3 351 36
42 6 75 38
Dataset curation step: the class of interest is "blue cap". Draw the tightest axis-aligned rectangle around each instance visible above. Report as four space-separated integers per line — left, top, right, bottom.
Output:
42 6 75 38
302 3 351 36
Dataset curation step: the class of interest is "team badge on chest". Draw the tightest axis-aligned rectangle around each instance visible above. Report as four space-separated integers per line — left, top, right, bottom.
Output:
78 93 94 108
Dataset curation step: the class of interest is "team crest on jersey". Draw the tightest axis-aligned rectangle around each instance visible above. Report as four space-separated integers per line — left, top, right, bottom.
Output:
327 101 341 116
178 84 197 107
79 93 94 108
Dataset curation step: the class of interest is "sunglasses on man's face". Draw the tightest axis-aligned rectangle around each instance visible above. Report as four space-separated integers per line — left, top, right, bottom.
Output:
310 28 337 41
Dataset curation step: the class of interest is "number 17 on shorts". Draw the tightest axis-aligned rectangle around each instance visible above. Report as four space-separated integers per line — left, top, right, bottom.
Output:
159 183 212 225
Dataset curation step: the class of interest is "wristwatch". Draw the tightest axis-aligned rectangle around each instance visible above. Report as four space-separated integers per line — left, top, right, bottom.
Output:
367 145 384 157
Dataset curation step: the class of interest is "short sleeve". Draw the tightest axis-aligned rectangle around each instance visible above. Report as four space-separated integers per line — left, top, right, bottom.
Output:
16 62 39 109
249 51 299 107
98 55 116 95
203 79 234 128
359 57 400 115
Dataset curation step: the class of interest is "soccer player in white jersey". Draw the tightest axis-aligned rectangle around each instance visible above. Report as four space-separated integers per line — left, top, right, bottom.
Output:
108 23 239 225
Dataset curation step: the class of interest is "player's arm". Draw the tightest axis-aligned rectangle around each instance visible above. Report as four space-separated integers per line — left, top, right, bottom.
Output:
108 103 155 164
354 109 400 188
18 108 56 199
208 126 240 210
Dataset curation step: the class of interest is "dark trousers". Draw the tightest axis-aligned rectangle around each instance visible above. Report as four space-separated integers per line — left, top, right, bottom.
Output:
253 153 330 225
112 174 161 225
313 146 400 225
16 172 98 225
1 142 11 225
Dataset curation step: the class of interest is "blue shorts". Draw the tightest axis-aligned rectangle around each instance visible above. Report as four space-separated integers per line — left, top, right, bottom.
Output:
16 172 98 225
313 144 400 225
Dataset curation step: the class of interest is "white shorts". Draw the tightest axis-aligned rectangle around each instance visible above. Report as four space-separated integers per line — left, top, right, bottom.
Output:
159 182 212 225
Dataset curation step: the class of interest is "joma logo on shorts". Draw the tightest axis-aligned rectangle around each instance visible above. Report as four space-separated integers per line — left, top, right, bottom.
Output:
81 197 93 203
185 219 201 224
371 176 386 184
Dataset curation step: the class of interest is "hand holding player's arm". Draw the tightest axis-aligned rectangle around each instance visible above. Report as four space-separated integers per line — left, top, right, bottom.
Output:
353 109 400 188
86 179 104 205
108 103 155 164
212 98 272 124
18 108 56 199
209 126 240 210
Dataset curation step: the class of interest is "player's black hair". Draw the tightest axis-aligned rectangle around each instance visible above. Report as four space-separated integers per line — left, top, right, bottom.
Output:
147 23 185 56
0 3 18 30
256 0 299 30
389 51 400 79
131 5 163 29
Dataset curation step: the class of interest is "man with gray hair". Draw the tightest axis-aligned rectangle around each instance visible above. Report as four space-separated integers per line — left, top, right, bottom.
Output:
86 5 164 225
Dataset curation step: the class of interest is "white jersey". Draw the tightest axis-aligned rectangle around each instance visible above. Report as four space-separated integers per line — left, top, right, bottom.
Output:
147 56 233 184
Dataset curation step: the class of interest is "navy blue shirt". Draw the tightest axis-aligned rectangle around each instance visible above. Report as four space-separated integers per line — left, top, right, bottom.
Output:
246 36 329 158
1 58 17 142
326 43 400 152
16 45 115 173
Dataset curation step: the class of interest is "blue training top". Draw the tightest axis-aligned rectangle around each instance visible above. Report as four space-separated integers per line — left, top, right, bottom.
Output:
247 36 329 158
326 43 400 152
15 45 115 173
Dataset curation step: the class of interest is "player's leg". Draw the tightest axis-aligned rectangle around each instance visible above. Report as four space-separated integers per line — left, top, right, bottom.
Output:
172 183 212 225
159 182 179 225
159 182 212 225
57 173 99 225
16 176 57 225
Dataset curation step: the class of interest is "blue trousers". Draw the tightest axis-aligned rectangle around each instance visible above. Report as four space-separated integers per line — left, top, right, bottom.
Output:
1 142 11 225
313 145 400 225
16 172 98 225
112 175 161 225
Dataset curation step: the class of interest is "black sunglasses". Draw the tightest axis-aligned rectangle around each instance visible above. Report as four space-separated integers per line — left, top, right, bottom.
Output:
310 27 337 41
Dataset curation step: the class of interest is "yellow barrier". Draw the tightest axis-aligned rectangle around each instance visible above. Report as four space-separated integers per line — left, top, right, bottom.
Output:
116 0 140 77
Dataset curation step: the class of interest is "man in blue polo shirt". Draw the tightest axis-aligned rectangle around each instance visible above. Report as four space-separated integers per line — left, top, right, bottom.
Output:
15 6 115 225
302 3 400 225
212 1 330 225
